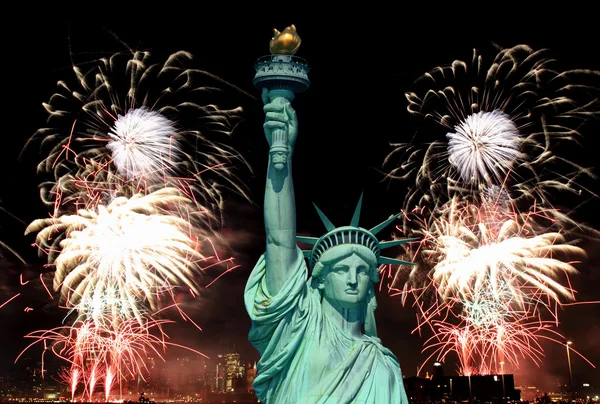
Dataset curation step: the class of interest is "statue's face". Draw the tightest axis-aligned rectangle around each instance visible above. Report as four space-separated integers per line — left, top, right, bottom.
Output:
320 253 371 309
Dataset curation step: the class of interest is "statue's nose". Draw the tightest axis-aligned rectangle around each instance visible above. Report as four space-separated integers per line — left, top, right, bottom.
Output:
346 268 358 286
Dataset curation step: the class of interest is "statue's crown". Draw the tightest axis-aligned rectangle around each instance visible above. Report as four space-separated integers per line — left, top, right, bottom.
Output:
298 193 417 269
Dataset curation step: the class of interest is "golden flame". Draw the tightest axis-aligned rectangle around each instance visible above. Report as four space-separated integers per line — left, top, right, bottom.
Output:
269 24 301 55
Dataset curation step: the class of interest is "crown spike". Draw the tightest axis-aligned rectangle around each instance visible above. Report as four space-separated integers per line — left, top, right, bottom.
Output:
350 192 364 227
378 256 415 266
313 203 335 231
303 198 415 270
369 212 402 236
350 192 363 227
297 236 319 245
379 238 419 250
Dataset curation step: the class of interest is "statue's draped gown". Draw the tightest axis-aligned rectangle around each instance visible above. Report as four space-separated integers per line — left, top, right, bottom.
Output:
244 248 410 403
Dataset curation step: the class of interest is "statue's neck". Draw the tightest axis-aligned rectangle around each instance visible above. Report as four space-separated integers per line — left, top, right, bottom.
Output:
321 297 364 339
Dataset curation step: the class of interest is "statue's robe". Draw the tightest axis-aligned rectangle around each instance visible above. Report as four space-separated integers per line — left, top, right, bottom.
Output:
244 248 409 404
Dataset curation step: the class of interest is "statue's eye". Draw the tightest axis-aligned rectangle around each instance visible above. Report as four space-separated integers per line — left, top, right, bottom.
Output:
334 266 348 273
358 267 368 275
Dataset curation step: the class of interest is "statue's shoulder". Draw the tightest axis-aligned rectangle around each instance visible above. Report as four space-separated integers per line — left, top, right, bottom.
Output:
361 335 400 362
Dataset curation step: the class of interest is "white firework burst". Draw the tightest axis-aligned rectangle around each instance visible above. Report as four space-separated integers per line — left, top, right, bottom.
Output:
384 44 599 221
106 107 181 182
410 198 584 306
25 188 210 324
22 49 255 224
447 110 523 184
431 221 581 304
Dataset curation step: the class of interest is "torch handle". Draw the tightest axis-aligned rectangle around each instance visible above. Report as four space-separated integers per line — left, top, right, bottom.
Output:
271 128 288 149
265 92 295 171
267 92 294 151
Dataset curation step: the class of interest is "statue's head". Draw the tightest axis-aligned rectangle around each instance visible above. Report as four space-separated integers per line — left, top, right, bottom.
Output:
312 244 377 309
298 193 416 335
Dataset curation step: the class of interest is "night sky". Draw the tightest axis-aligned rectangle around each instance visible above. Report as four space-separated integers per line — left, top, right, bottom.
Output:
1 10 599 393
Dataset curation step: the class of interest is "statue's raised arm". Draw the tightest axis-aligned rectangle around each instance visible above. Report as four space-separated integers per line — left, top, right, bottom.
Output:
261 87 299 295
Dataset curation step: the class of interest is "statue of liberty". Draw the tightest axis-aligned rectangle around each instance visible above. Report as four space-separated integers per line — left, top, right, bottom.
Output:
244 25 414 404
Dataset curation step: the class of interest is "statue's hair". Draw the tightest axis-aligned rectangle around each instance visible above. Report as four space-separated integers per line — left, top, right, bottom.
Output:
311 244 379 283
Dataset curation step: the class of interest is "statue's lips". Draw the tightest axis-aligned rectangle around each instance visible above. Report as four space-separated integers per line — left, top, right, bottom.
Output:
345 289 359 295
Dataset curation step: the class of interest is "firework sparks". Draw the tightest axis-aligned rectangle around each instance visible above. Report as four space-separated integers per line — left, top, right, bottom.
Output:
446 110 523 185
106 106 182 182
25 188 213 324
22 49 254 225
394 198 584 313
384 197 591 374
384 44 600 225
17 315 206 401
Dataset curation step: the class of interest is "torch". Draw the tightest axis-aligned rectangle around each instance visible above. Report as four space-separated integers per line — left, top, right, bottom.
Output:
253 24 310 170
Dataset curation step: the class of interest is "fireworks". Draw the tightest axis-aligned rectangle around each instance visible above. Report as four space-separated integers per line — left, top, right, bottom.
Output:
422 199 582 304
383 43 599 375
422 308 559 376
15 47 255 398
26 188 210 324
384 44 599 222
23 49 253 224
393 197 585 313
419 278 596 376
389 199 588 374
446 110 523 185
17 315 204 401
106 107 182 182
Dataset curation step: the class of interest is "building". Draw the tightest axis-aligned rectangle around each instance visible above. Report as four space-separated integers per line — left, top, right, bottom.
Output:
404 362 520 403
223 352 244 392
205 353 258 403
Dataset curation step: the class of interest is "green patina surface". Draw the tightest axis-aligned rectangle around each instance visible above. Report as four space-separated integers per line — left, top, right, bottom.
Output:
245 27 412 402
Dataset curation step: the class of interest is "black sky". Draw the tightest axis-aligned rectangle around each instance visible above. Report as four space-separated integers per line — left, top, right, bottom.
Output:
1 10 599 392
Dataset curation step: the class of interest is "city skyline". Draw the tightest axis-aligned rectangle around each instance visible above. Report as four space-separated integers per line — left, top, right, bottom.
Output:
1 11 599 397
2 346 259 400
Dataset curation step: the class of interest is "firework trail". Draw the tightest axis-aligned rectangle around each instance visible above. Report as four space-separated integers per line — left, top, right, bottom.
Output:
22 49 254 227
0 202 27 264
420 295 594 376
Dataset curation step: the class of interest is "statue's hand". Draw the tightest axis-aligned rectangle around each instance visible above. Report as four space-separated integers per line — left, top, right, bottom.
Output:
262 88 298 150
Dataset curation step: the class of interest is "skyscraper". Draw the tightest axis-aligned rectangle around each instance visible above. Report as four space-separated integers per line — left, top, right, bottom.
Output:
223 353 243 392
